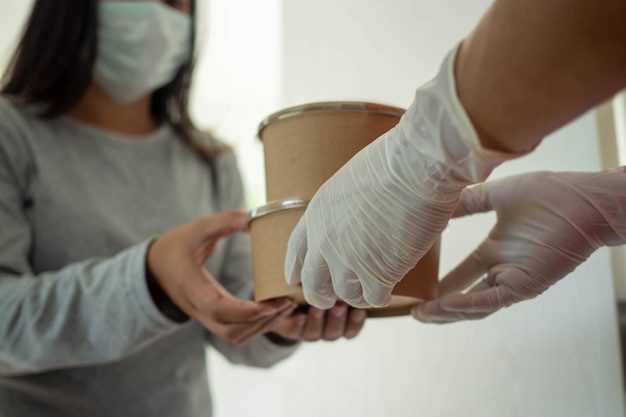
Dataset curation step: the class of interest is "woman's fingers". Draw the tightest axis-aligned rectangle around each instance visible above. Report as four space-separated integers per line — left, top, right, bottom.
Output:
270 302 367 342
196 298 296 344
227 301 298 345
189 210 248 245
343 308 367 339
301 307 326 341
211 297 292 323
321 303 348 341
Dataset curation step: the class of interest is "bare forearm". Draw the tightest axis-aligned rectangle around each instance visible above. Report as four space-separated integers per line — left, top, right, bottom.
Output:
456 0 626 153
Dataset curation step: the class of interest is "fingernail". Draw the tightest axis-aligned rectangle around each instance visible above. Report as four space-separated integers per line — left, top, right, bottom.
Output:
231 212 248 231
351 310 367 322
277 300 296 311
272 305 294 319
258 306 277 317
312 309 325 319
331 307 346 318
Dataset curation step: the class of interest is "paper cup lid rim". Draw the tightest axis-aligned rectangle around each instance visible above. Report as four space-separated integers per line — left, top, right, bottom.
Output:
247 198 309 225
257 100 406 139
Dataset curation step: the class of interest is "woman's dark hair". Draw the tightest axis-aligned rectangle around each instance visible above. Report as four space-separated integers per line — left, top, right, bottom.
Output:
1 0 224 162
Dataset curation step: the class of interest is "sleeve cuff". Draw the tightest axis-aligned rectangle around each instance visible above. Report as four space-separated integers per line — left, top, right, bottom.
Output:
127 239 189 329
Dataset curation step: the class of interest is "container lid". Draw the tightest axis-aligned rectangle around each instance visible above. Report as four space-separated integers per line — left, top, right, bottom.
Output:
247 198 309 225
257 101 406 139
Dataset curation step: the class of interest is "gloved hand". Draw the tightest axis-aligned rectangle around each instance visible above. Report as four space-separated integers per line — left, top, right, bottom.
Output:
412 168 626 323
285 46 518 309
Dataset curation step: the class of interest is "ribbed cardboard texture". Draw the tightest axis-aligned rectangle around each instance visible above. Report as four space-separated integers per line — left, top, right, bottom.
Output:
251 102 439 317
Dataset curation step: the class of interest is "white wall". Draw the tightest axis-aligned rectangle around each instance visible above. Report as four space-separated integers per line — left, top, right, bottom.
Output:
0 2 32 67
1 1 623 417
189 0 283 208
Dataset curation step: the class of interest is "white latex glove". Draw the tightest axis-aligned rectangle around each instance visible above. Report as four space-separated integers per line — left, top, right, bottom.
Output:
285 46 519 309
412 168 626 323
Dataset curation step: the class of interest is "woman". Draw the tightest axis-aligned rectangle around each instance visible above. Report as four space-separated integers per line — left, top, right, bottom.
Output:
0 1 366 415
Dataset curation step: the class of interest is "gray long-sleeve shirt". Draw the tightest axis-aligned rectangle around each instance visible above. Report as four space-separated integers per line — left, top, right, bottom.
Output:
0 96 298 416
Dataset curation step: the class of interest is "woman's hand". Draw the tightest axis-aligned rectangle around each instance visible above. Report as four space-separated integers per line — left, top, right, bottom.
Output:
269 302 367 342
147 210 297 344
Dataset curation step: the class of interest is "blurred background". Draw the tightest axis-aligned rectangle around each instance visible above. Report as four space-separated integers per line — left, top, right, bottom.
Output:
1 1 625 416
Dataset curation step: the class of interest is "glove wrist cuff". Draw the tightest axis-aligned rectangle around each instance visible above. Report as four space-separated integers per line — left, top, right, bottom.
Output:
401 45 531 188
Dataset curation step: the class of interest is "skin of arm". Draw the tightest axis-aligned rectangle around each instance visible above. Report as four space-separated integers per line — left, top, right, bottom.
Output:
456 0 626 153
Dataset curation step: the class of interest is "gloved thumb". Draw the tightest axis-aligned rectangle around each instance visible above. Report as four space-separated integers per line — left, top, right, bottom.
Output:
411 267 528 323
285 216 308 285
438 266 531 313
452 182 493 218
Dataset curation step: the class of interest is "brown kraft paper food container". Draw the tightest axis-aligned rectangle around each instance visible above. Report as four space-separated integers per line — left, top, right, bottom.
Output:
249 101 440 317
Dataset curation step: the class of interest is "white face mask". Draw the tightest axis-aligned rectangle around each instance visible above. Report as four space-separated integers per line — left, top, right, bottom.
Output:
93 2 192 104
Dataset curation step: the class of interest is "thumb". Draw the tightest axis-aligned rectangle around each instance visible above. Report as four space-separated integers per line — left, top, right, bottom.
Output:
437 268 526 314
452 183 493 218
437 248 488 296
285 215 308 285
191 210 249 243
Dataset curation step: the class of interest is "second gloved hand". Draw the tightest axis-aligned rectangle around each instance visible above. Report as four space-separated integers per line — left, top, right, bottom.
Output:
413 168 626 323
285 46 518 309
